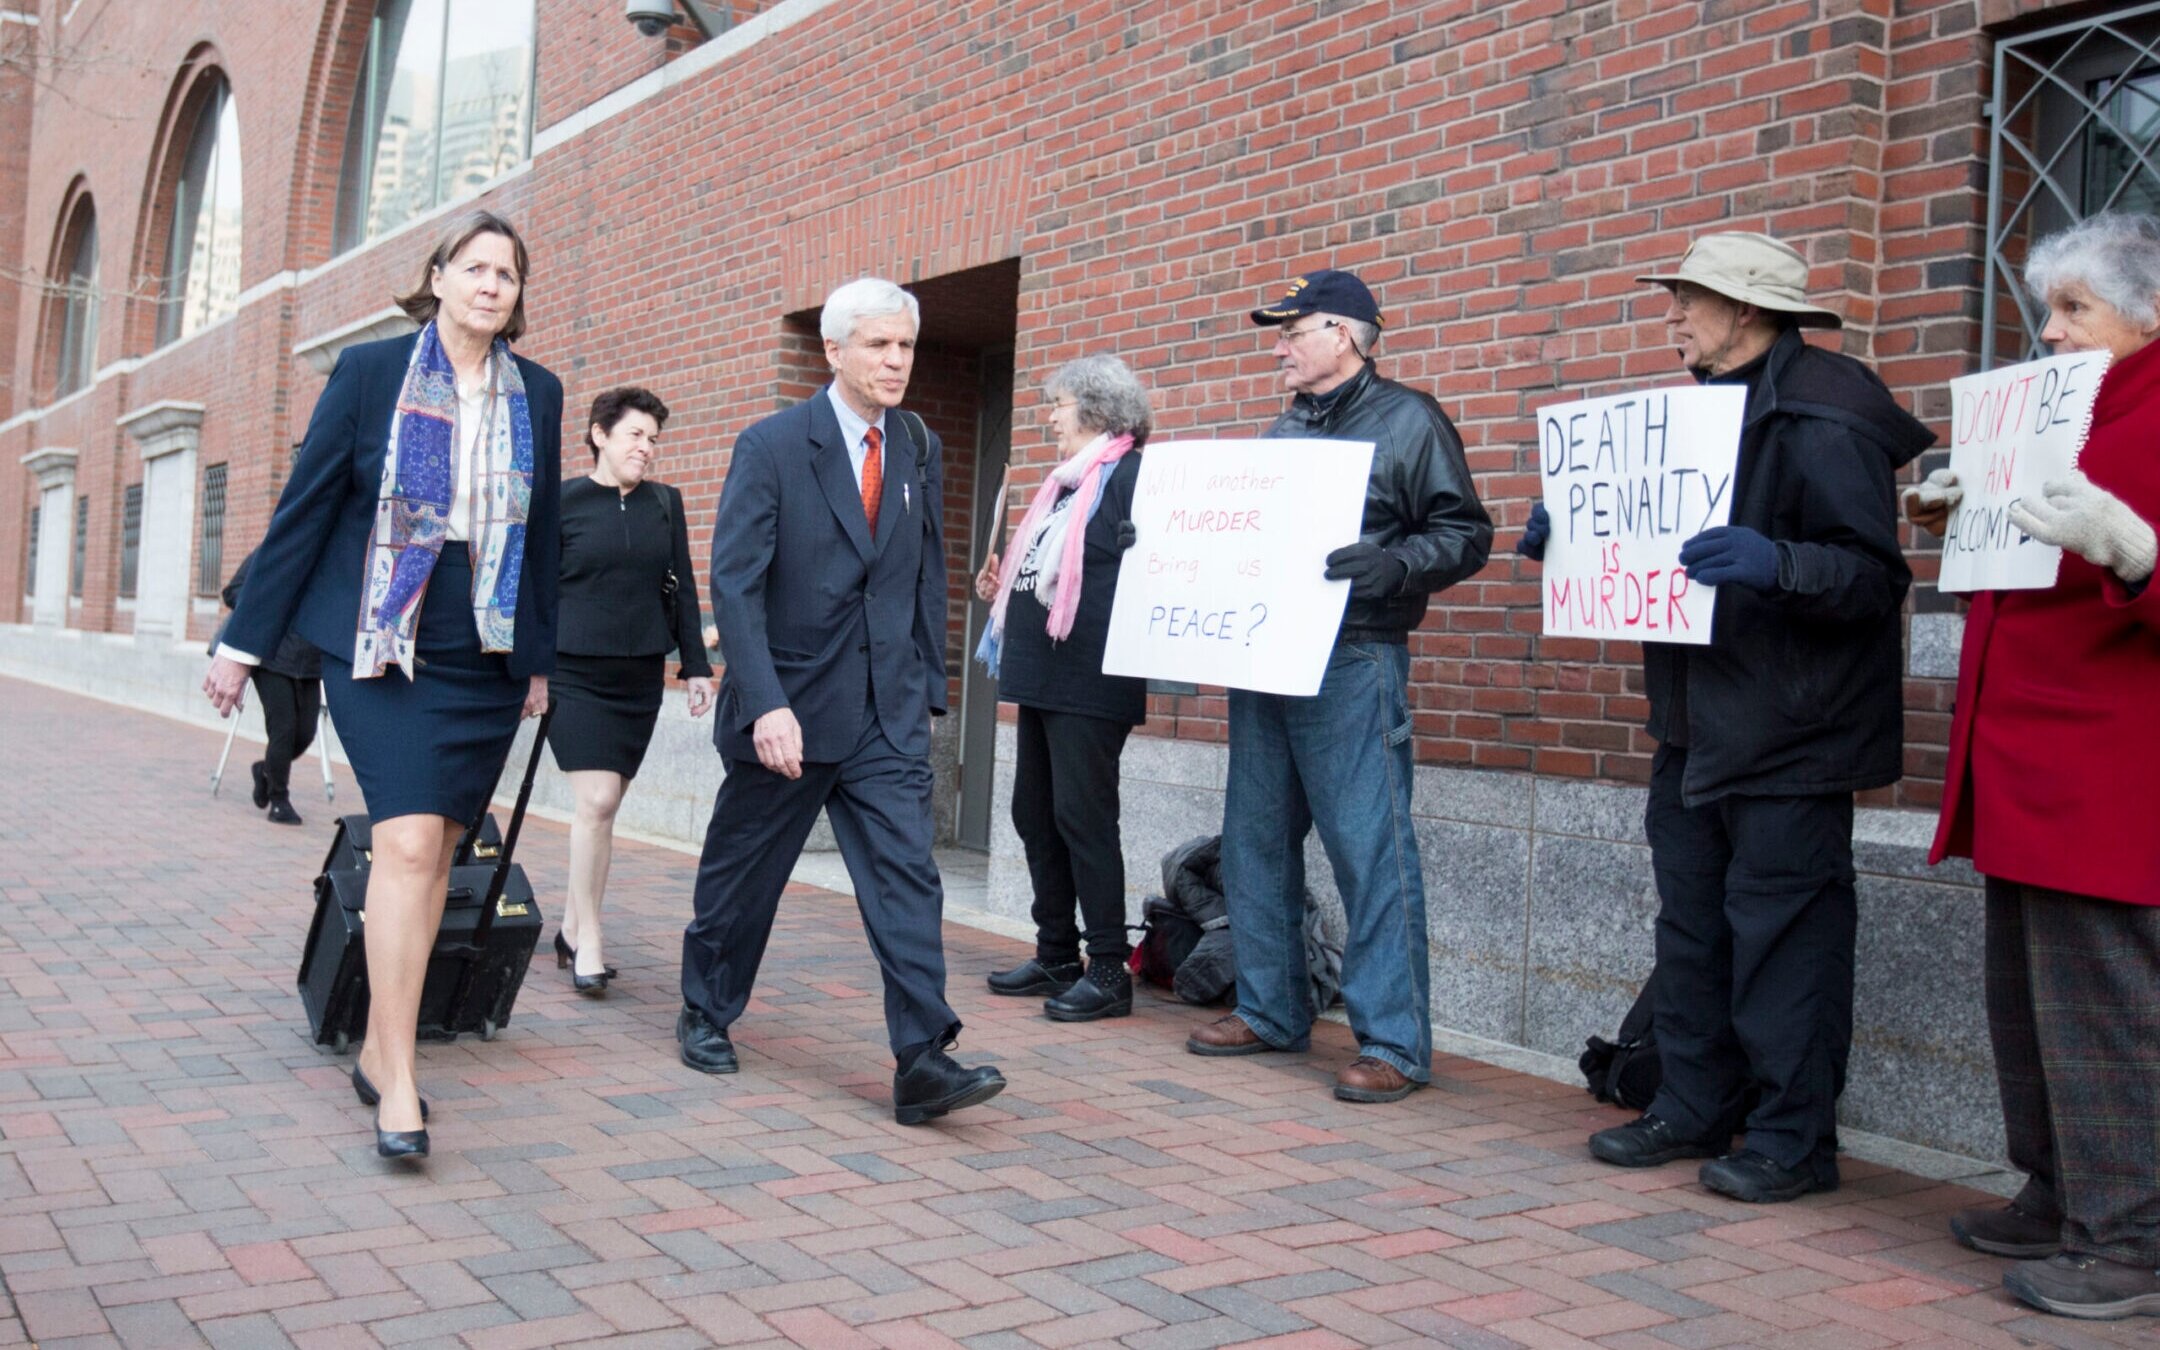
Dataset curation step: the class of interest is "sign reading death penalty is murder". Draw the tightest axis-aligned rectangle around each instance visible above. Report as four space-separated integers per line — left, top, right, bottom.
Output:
1538 385 1745 645
1937 351 2106 593
1103 438 1374 697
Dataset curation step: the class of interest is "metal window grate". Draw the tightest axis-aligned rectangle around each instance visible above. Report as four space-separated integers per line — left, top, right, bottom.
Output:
1985 3 2160 366
120 484 142 599
71 495 87 598
197 464 227 597
24 505 37 596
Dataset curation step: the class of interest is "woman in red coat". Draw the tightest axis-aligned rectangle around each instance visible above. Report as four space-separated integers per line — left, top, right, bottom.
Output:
1908 212 2160 1321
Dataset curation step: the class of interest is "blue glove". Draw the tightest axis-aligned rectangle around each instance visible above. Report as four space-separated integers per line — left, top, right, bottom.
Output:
1678 525 1779 591
1519 503 1551 562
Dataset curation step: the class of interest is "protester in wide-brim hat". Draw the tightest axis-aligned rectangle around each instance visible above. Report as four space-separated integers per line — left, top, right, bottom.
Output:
1522 230 1935 1202
1906 212 2160 1320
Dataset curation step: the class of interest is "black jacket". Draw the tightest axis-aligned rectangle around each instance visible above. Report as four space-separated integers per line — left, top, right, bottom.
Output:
1262 362 1492 640
1646 327 1934 804
557 476 712 677
996 453 1147 725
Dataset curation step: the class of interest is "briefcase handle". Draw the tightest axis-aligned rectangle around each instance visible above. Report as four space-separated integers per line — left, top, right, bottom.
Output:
472 705 551 945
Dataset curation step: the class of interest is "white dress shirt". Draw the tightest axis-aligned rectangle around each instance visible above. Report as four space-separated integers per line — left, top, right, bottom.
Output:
826 385 887 492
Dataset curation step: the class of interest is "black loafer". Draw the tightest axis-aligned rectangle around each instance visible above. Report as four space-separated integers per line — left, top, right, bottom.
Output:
988 958 1082 997
1587 1113 1721 1168
893 1050 1005 1125
1951 1202 2061 1259
676 1006 738 1074
1699 1149 1836 1203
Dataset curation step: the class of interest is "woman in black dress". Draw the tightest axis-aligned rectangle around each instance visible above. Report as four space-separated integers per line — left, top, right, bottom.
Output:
205 210 562 1159
548 387 713 994
973 354 1151 1022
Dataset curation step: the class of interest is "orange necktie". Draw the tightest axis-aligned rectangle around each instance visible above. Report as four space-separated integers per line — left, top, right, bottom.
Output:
861 425 883 534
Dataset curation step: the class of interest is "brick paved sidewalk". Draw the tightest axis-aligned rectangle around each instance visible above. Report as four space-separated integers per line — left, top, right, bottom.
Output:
0 677 2141 1350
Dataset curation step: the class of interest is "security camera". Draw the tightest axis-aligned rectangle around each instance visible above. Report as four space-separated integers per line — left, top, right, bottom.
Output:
626 1 677 37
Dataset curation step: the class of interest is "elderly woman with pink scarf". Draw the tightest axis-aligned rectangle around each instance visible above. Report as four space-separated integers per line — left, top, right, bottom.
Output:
974 355 1152 1022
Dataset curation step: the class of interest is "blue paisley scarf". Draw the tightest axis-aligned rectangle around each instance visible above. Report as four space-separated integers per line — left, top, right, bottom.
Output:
353 321 533 679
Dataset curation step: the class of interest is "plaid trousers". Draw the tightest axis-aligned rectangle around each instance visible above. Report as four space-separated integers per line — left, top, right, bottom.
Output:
1984 877 2160 1266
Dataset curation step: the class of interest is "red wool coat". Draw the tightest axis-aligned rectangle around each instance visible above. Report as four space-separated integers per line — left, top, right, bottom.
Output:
1929 336 2160 906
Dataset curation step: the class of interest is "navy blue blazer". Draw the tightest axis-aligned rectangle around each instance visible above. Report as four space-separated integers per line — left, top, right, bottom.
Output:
225 332 563 679
709 388 947 763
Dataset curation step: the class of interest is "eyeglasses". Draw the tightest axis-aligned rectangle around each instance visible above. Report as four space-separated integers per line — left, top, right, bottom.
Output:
1277 320 1342 344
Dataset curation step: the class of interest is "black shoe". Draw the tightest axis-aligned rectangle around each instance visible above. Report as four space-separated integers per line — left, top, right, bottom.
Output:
1951 1202 2061 1259
893 1050 1006 1125
676 1006 738 1074
1587 1114 1721 1168
554 931 616 992
988 958 1082 997
1044 959 1132 1022
350 1065 428 1120
267 795 303 826
374 1112 429 1160
250 761 270 809
1699 1149 1837 1203
2003 1252 2160 1320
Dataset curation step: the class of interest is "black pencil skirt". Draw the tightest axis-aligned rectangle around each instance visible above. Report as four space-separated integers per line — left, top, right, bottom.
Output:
546 652 665 779
321 544 526 825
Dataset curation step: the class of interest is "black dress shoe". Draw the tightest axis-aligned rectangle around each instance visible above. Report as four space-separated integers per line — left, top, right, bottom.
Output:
1587 1113 1720 1168
250 761 271 809
1044 960 1132 1022
267 795 303 826
988 958 1082 997
893 1050 1006 1125
1699 1149 1837 1203
351 1065 428 1120
374 1113 429 1160
676 1006 738 1074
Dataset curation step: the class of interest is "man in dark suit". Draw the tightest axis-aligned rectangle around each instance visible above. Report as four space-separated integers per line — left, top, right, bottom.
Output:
678 277 1005 1125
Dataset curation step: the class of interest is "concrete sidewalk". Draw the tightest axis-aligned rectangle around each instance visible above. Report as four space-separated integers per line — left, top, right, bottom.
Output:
0 678 2134 1348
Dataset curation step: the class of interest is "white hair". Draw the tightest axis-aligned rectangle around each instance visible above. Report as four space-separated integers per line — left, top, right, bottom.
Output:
1330 314 1380 359
820 277 921 344
2025 212 2160 327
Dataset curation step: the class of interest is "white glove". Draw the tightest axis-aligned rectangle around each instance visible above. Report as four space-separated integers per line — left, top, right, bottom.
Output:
2009 470 2158 583
1902 467 1963 512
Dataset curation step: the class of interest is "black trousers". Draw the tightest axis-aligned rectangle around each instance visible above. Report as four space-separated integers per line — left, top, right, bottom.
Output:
1985 878 2160 1266
249 668 320 796
1643 745 1856 1176
1012 705 1133 965
681 702 958 1059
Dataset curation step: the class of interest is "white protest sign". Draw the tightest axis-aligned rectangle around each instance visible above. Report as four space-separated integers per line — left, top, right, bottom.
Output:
1938 351 2105 592
1103 438 1374 697
1537 384 1744 645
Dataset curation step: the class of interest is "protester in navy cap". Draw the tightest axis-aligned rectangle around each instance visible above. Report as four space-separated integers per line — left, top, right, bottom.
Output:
1181 268 1491 1104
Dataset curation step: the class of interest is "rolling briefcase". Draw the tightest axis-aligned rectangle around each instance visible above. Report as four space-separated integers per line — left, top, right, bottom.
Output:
319 812 504 876
297 714 551 1052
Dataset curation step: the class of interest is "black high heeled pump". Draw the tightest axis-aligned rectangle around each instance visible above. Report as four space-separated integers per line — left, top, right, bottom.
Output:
374 1114 429 1160
553 931 616 995
351 1065 428 1121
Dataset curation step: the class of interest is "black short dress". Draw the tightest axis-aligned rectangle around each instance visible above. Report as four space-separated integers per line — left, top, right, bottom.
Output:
547 477 711 779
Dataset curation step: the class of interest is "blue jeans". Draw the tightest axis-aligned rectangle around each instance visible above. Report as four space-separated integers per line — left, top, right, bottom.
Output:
1221 641 1431 1081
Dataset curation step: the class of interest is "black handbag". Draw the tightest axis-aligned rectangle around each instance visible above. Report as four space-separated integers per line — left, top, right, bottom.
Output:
297 712 552 1051
652 483 682 637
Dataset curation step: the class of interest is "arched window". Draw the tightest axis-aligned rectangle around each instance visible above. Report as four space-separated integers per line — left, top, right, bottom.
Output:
157 76 243 346
334 0 535 253
54 201 99 396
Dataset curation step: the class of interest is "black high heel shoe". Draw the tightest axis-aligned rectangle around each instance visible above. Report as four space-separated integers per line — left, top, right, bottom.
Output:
351 1065 428 1121
374 1112 429 1160
553 931 616 995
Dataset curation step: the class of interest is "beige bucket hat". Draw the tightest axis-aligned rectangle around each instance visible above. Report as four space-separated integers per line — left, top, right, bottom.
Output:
1635 232 1842 329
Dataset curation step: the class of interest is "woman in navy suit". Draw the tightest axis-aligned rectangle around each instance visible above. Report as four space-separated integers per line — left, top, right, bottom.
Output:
204 210 562 1160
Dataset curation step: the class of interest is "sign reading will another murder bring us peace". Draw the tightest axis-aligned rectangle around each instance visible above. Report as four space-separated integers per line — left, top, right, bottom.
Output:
1537 384 1746 646
1102 438 1375 697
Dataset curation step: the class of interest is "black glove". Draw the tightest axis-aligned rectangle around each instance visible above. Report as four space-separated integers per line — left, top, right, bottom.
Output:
1116 519 1137 551
1519 503 1551 562
1323 542 1409 600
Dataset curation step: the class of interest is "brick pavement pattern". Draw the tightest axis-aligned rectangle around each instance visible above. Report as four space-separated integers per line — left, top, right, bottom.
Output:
0 677 2141 1350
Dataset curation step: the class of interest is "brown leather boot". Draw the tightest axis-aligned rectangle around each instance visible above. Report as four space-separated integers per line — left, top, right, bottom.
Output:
1335 1055 1421 1103
1185 1015 1285 1057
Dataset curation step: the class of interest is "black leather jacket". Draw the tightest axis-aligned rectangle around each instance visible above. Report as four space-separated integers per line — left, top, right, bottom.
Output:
1263 363 1493 640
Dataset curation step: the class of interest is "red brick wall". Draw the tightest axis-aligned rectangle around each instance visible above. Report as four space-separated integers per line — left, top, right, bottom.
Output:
0 0 2112 810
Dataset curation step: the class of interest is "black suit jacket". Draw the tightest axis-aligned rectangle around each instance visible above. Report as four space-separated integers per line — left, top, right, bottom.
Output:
708 388 946 763
557 476 712 676
225 333 563 679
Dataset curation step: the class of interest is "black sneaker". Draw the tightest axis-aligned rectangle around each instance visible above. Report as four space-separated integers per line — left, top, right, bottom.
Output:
1587 1114 1722 1168
2003 1252 2160 1320
988 958 1082 997
1951 1202 2060 1259
1044 960 1132 1022
1699 1149 1837 1203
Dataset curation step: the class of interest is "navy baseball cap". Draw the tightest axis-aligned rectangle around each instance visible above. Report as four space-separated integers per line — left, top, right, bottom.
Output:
1250 269 1383 328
